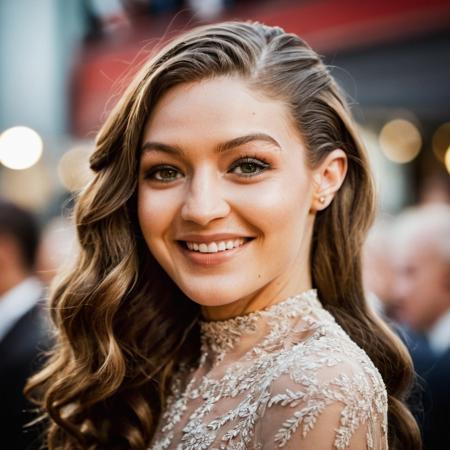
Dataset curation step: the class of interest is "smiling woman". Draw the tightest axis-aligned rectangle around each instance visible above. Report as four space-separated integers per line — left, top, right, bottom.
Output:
137 77 336 315
26 22 420 450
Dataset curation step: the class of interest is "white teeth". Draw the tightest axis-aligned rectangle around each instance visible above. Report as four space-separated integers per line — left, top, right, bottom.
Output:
208 242 218 253
186 238 246 253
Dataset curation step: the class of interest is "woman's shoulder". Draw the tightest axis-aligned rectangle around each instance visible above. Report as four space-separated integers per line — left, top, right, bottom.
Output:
274 300 385 379
289 304 387 404
259 310 388 449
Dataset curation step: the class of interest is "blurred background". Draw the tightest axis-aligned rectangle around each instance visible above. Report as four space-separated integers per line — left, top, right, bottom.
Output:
0 1 450 449
1 0 450 219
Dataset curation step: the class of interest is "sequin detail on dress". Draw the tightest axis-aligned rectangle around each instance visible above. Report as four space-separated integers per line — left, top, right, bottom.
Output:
149 290 388 450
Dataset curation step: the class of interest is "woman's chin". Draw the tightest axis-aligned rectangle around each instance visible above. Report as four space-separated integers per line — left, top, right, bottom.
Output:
185 292 238 308
179 285 244 310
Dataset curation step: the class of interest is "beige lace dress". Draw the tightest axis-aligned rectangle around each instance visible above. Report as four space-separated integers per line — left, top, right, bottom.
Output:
149 289 388 450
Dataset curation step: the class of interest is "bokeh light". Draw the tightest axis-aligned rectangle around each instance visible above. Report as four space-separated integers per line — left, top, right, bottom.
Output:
0 160 53 210
378 119 422 163
445 146 450 175
57 144 94 191
0 126 43 170
432 122 450 163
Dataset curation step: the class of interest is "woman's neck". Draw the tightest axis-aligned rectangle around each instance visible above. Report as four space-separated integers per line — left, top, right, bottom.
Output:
201 273 312 321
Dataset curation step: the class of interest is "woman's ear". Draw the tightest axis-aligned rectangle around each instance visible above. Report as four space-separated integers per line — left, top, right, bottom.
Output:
311 149 347 212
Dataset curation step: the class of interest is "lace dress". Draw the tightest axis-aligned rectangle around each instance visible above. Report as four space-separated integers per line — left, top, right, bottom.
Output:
149 290 388 450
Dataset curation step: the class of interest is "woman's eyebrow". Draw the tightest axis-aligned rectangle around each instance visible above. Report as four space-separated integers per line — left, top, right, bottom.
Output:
140 133 281 156
141 142 184 156
216 133 282 153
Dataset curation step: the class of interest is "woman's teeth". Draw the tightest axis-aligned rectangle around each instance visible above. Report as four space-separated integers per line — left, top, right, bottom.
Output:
186 239 245 253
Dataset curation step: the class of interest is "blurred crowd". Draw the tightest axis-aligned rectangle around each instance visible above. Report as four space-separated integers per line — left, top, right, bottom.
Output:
0 200 75 449
0 196 449 449
363 202 450 450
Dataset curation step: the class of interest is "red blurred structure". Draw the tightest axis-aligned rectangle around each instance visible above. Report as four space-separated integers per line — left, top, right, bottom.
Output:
71 0 450 138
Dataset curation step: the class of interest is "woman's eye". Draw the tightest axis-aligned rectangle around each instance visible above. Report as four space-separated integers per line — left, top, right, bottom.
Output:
229 158 270 177
145 166 183 182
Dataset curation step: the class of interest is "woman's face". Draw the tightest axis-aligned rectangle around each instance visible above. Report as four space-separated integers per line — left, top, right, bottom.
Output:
137 76 317 313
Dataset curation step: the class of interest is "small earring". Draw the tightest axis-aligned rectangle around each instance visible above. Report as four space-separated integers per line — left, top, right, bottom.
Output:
319 196 325 204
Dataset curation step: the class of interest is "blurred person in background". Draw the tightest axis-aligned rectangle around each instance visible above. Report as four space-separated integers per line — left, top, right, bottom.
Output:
392 203 450 450
36 216 77 286
392 204 450 348
418 175 450 205
363 217 434 446
0 199 50 449
362 218 398 318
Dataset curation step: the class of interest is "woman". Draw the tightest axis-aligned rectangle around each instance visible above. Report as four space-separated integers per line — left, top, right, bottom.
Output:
27 21 420 449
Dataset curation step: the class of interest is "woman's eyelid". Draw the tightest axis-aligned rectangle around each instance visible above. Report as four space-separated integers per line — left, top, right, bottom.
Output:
236 156 270 165
140 149 186 168
140 156 184 173
229 154 272 169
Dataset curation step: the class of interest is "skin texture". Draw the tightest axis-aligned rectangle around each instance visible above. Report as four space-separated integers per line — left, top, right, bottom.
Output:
138 77 346 320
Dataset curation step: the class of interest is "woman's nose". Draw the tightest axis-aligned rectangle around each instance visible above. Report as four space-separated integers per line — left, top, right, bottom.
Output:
181 169 230 226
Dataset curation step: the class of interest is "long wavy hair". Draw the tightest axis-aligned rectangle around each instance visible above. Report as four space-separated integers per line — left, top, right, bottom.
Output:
27 21 421 449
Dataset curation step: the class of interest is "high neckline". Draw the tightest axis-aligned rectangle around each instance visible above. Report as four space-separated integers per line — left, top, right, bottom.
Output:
200 289 321 361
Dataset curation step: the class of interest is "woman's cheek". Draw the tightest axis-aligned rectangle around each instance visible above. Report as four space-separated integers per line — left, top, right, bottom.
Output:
138 187 177 238
231 178 310 228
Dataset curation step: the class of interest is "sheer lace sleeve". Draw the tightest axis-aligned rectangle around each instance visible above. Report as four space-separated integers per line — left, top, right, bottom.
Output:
270 401 379 450
257 356 388 450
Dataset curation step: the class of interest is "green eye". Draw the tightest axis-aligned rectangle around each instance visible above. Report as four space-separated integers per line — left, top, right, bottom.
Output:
230 157 270 177
146 166 182 182
239 162 259 174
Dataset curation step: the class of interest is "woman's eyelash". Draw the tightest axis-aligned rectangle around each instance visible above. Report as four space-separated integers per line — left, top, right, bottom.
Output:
228 155 271 177
144 165 182 182
143 155 271 182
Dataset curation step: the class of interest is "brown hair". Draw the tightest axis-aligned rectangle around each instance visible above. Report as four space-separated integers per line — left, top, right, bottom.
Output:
27 21 420 449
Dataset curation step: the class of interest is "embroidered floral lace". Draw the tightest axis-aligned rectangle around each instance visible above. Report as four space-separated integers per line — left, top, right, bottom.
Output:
149 290 388 450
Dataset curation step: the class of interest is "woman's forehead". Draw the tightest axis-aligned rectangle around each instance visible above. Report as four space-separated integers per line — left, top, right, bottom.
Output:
142 77 300 148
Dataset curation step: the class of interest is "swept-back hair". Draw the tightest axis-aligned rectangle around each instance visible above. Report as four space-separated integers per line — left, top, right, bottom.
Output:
27 21 420 449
